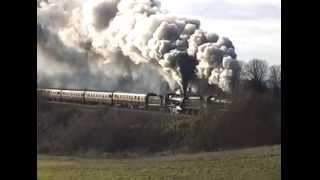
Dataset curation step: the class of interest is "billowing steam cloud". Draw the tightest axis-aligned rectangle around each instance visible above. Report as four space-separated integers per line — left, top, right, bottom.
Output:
37 0 240 94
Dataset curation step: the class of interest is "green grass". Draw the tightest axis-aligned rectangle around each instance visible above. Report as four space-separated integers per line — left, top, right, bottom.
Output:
38 145 280 180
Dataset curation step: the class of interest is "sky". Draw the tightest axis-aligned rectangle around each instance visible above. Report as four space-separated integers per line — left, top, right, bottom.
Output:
160 0 281 65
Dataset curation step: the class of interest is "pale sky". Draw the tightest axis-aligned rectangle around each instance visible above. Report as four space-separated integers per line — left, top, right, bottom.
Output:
160 0 281 65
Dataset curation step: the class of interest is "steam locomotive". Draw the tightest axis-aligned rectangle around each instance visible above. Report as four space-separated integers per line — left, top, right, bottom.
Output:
37 88 231 115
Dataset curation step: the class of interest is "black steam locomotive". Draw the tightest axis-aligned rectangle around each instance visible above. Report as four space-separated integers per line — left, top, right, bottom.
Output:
37 88 231 115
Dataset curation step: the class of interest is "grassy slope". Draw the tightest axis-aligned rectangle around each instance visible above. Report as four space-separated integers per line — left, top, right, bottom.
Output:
38 145 280 180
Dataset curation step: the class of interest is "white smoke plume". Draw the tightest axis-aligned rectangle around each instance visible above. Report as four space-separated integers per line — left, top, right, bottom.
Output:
37 0 240 94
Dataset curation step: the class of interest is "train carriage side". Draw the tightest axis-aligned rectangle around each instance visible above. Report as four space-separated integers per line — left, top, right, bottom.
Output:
38 88 62 101
112 92 147 109
60 90 84 103
84 91 113 105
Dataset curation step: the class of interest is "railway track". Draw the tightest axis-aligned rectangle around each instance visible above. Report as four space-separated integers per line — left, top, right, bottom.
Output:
41 100 198 119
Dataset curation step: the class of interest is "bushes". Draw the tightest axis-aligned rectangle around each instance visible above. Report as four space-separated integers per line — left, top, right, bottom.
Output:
37 92 281 156
194 94 280 150
37 103 174 155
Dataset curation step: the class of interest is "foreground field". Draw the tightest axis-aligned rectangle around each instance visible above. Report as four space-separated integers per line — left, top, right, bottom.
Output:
38 145 280 180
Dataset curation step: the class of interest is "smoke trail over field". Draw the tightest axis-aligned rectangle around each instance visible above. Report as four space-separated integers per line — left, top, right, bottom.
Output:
37 0 240 94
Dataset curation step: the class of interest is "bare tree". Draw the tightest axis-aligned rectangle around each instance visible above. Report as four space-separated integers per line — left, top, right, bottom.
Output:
236 60 246 80
269 65 281 97
243 59 269 92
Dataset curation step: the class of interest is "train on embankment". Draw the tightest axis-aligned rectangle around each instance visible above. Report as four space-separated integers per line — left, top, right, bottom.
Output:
37 88 231 115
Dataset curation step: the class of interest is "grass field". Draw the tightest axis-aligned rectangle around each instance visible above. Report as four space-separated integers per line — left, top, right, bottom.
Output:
38 145 280 180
